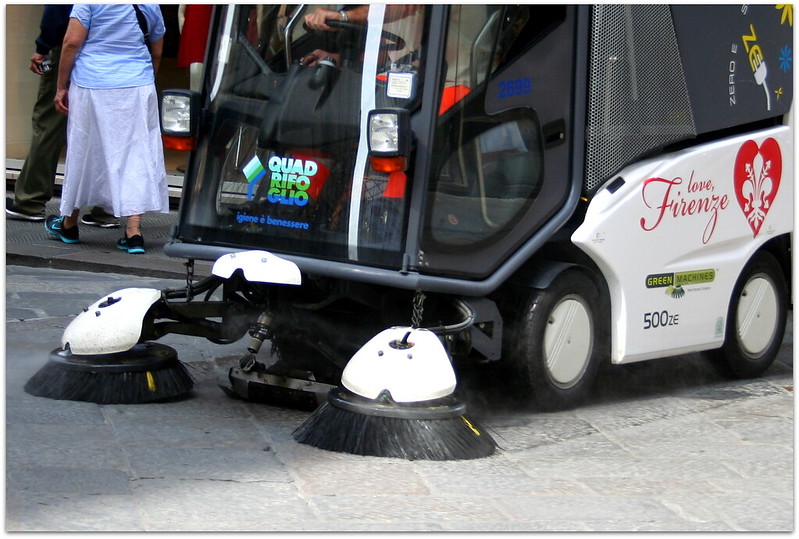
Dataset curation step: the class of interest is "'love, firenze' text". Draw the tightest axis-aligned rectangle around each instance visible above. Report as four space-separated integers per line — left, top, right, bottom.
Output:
639 172 730 244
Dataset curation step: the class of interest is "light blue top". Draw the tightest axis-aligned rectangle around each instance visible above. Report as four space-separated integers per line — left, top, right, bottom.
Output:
69 4 166 89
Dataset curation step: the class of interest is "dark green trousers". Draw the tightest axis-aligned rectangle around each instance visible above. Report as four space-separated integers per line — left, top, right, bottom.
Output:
13 47 66 216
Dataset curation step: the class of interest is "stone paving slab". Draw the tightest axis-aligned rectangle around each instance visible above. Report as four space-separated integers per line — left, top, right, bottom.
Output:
6 392 107 424
7 467 132 496
6 424 128 469
7 492 145 532
133 479 318 532
496 494 685 525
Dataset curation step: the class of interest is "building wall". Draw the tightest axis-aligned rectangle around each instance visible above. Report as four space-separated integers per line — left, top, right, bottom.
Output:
5 4 190 166
6 5 44 158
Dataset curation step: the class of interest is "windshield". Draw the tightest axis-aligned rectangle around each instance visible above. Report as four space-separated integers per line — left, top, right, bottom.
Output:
179 5 428 267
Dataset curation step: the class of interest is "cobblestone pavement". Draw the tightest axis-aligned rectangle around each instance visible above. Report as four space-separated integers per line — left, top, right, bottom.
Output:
5 265 793 531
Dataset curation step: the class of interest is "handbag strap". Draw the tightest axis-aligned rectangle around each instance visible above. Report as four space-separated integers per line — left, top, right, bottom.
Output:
132 5 150 45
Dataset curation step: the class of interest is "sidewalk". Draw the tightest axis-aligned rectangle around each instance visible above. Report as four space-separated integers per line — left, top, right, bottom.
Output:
4 194 212 279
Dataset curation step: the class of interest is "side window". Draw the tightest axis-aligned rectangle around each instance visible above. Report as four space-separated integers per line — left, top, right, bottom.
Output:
425 7 546 252
439 5 559 113
425 110 543 249
420 6 572 276
491 6 566 72
439 5 502 114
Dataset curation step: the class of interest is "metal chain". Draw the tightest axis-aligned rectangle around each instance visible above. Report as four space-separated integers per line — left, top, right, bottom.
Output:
411 290 425 329
184 259 195 301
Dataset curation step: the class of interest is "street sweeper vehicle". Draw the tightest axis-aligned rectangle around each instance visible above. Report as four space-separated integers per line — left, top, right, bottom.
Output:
28 4 793 458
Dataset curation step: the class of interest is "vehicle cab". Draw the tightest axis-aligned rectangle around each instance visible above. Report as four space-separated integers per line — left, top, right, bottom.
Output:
163 4 579 291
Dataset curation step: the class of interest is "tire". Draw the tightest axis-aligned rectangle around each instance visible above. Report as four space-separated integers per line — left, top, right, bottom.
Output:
502 269 607 410
708 251 788 378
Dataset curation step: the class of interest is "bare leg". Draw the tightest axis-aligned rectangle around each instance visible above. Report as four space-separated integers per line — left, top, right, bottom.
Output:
63 209 80 229
126 214 142 237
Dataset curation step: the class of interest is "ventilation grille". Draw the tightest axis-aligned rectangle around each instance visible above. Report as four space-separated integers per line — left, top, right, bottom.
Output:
584 5 696 193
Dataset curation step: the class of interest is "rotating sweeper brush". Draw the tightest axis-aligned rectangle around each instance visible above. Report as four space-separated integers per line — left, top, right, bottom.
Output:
24 343 192 405
25 250 304 405
293 326 498 460
24 288 194 404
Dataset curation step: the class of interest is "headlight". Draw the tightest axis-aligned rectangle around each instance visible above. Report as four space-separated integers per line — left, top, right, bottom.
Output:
161 95 191 134
369 113 401 153
160 90 200 150
368 108 411 172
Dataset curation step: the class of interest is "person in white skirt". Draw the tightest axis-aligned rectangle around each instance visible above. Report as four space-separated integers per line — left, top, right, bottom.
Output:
49 4 168 254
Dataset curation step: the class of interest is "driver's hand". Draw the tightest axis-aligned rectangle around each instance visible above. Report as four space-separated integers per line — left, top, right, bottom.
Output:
304 7 342 31
300 50 339 67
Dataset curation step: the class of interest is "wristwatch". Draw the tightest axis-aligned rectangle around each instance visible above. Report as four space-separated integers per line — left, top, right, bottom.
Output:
339 9 349 22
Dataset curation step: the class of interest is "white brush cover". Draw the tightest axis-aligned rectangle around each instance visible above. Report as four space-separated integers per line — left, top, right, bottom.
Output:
61 288 162 355
341 327 457 402
212 250 301 285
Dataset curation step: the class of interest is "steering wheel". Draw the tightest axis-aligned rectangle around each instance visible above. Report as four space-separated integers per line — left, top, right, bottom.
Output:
324 19 407 52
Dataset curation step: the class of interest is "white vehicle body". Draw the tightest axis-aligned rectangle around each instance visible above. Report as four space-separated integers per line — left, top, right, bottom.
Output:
574 126 793 363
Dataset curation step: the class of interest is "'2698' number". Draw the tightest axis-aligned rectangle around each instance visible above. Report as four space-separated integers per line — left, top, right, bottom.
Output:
643 310 679 329
498 77 532 98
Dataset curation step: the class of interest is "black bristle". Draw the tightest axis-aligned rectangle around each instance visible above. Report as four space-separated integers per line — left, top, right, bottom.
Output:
292 402 497 460
24 344 194 405
24 361 194 404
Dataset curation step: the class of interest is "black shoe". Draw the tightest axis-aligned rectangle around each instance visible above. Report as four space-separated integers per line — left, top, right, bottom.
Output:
44 215 80 244
81 213 120 228
6 197 45 222
117 234 145 254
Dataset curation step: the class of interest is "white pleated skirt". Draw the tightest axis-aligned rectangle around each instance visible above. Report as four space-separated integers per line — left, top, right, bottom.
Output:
60 84 169 218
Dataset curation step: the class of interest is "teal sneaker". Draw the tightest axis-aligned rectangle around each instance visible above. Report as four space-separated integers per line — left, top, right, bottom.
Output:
117 234 145 254
44 215 80 244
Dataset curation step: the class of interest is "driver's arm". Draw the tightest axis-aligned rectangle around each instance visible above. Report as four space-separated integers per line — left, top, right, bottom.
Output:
304 5 368 31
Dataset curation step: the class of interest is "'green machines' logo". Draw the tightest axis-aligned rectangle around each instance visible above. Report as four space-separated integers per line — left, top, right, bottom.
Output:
645 269 715 298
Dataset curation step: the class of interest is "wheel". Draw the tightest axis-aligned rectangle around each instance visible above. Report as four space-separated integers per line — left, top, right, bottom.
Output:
708 251 788 378
502 268 607 410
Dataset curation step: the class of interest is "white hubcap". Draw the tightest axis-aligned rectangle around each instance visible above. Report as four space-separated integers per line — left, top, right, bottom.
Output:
544 296 592 387
736 274 778 356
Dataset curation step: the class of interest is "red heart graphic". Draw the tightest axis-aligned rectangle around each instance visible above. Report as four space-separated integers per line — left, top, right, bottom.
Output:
733 138 782 237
